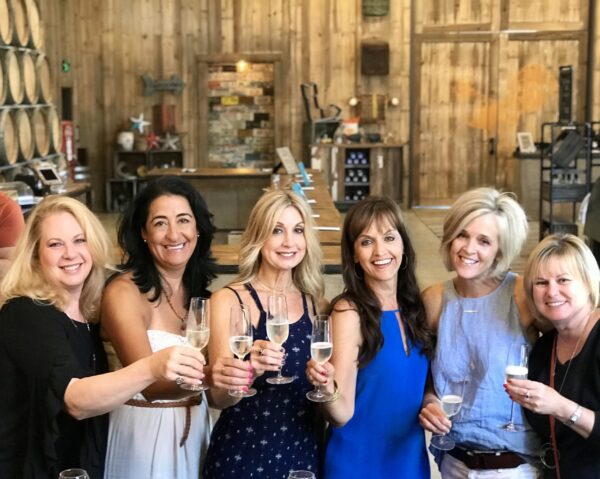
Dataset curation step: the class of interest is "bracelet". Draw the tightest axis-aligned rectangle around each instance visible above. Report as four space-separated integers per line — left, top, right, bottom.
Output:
565 404 582 426
321 379 339 404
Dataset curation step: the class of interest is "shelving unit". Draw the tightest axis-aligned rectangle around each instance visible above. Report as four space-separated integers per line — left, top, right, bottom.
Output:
310 143 404 209
539 122 592 239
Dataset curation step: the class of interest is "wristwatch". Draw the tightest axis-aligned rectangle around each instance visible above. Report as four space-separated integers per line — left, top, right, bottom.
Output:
566 404 582 426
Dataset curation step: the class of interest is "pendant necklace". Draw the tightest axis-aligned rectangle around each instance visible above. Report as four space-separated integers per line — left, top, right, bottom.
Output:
163 286 187 331
69 316 97 372
254 276 292 294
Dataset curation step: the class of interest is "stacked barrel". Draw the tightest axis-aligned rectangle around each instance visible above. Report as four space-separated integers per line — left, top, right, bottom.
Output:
0 0 61 167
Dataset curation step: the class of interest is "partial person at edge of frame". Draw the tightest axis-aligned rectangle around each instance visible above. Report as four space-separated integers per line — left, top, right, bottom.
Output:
0 195 205 479
101 176 217 478
506 233 600 478
203 187 328 478
419 187 545 478
307 195 434 478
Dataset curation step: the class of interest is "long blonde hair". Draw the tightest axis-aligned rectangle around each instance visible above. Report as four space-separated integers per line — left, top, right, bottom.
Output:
236 188 324 301
0 196 114 321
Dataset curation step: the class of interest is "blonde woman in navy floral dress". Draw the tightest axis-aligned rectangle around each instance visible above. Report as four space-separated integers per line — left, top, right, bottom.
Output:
203 189 327 478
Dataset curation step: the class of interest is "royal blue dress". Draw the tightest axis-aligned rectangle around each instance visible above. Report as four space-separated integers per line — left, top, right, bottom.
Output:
324 310 430 478
203 284 321 478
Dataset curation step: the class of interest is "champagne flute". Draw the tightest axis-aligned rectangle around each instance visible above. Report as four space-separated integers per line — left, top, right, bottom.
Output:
306 314 333 402
181 297 210 391
266 294 294 384
228 304 257 398
59 469 90 479
431 378 465 450
502 343 530 431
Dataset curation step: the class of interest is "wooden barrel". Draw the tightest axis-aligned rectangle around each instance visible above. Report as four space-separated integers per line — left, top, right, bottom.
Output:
25 0 42 49
18 50 37 104
46 105 61 153
0 109 18 165
29 107 49 157
35 53 52 103
13 108 34 160
0 49 23 104
0 54 6 104
10 0 30 47
0 0 13 45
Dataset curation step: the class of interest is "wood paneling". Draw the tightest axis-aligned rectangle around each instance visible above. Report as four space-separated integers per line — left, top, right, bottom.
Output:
39 0 414 210
34 0 597 210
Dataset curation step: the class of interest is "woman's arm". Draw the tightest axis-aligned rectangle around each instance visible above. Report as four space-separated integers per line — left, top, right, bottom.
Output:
101 275 192 401
204 287 257 409
506 378 596 439
64 345 205 419
306 301 361 427
418 284 451 433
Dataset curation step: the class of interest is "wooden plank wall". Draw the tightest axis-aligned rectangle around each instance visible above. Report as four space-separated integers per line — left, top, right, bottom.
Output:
36 0 598 209
37 0 411 210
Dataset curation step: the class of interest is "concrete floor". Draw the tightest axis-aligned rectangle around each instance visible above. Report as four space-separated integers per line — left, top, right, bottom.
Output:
97 208 540 478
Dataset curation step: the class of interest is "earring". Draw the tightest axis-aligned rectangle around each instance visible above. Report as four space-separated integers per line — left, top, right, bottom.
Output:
143 239 147 243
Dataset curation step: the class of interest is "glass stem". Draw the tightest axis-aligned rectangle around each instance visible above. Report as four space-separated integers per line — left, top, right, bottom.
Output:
508 400 516 424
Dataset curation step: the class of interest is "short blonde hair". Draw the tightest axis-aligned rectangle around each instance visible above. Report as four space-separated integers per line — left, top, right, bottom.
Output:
440 187 528 279
524 234 600 317
237 188 324 301
0 196 114 321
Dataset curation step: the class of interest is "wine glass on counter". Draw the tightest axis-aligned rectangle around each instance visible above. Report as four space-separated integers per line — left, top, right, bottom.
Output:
306 314 333 402
228 304 257 398
431 378 466 450
502 343 530 431
181 297 210 391
266 294 294 384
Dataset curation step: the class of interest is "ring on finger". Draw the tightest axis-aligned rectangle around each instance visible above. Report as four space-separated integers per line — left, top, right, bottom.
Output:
525 389 530 399
259 348 264 356
175 376 185 386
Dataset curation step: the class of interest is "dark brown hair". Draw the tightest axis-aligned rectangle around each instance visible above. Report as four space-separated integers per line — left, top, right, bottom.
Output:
332 196 434 367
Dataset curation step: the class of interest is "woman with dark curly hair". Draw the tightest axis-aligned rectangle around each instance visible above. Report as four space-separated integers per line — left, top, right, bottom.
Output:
101 176 217 478
307 196 434 478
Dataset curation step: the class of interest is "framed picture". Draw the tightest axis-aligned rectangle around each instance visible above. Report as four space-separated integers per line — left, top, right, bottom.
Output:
517 132 536 154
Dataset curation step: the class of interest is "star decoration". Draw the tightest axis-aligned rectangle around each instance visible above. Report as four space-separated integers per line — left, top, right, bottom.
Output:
129 113 151 134
146 132 160 150
160 132 180 151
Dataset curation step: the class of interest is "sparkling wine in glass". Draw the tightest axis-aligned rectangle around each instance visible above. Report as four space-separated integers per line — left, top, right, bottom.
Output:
266 294 294 384
59 469 90 479
228 304 257 398
306 314 334 402
181 297 210 391
431 378 466 450
502 343 530 431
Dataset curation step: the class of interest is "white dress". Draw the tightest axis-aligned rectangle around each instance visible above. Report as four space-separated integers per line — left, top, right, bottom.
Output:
103 330 211 479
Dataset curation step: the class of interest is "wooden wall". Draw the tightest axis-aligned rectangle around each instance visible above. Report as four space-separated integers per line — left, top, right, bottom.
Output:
36 0 595 210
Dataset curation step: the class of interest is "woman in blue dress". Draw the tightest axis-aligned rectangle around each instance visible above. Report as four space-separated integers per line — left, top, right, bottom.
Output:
203 188 327 478
307 196 434 478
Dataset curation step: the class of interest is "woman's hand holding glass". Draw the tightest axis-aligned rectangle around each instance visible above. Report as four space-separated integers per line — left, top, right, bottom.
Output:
430 379 466 451
306 315 335 402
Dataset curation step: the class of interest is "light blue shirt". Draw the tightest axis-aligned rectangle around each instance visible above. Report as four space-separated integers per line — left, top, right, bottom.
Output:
431 272 541 463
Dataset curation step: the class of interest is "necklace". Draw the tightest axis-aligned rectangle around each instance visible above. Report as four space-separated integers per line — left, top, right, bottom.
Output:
69 316 97 372
163 290 187 331
254 276 292 294
552 312 593 393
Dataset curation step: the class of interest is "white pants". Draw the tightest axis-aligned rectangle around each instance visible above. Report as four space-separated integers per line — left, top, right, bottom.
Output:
441 452 541 479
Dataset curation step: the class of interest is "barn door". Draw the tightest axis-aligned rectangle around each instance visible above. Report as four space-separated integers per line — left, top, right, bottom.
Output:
410 0 589 208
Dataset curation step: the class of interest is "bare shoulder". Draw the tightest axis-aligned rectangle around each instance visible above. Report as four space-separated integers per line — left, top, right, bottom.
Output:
421 283 445 330
211 284 244 305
